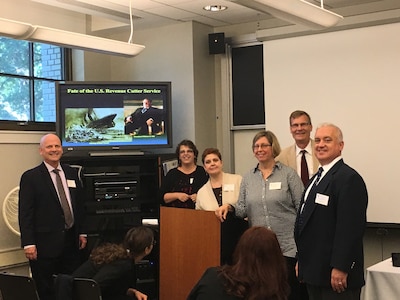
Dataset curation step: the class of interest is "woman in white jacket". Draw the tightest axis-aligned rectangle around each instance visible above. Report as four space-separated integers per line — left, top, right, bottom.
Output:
196 148 248 264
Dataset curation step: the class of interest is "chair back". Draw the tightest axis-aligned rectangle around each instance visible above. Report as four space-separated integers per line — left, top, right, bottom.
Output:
74 278 102 300
0 273 40 300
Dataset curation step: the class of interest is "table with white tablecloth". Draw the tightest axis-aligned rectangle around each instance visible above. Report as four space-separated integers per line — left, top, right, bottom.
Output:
364 258 400 300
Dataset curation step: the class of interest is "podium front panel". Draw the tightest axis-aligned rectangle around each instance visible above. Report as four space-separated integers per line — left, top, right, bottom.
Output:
159 207 220 300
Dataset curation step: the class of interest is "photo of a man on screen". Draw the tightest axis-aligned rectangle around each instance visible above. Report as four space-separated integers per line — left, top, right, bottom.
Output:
124 98 164 136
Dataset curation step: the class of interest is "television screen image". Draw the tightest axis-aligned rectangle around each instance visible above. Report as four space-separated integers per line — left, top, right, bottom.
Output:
56 82 172 154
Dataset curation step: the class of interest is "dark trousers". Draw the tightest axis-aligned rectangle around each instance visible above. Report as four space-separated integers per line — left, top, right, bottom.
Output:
307 285 361 300
29 229 81 300
285 256 309 300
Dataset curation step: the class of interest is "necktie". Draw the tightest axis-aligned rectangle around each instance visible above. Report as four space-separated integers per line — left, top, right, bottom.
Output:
314 167 324 185
297 167 324 230
300 150 309 186
53 169 73 228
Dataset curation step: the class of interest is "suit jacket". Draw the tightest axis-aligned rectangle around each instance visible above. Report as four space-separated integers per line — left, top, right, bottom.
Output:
294 159 368 288
196 172 242 211
275 139 319 176
72 258 135 300
125 106 164 135
19 162 85 258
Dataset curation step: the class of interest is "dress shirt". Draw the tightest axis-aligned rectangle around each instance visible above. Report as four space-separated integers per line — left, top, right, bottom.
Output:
234 162 303 258
303 156 342 203
44 161 74 219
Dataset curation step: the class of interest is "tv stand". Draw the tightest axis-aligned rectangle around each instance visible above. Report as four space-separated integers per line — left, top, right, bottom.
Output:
62 153 176 300
89 150 145 157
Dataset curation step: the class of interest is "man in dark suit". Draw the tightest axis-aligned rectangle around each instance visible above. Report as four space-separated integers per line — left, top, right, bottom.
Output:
19 133 87 300
294 123 368 300
124 98 164 135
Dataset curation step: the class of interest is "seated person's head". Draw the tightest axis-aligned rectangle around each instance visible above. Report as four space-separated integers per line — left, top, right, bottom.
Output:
233 226 284 267
142 98 152 109
124 226 155 261
224 226 289 299
89 226 154 265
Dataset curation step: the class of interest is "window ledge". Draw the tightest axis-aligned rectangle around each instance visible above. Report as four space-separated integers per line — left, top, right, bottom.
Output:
0 131 54 144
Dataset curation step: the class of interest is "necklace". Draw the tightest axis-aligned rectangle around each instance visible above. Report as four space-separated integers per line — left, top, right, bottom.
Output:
212 187 223 206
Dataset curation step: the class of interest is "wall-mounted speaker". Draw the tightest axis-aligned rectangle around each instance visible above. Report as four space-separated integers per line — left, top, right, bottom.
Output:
208 32 225 55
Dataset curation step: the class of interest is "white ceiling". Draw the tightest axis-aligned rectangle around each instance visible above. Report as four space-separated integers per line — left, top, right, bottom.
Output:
31 0 400 33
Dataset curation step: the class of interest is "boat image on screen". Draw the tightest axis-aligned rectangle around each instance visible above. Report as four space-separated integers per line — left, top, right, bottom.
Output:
64 108 128 144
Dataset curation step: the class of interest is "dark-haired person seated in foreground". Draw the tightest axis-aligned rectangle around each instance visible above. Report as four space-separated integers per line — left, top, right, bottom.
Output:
187 226 290 300
72 226 154 300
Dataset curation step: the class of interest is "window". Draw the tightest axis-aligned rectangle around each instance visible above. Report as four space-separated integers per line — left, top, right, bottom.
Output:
0 37 70 131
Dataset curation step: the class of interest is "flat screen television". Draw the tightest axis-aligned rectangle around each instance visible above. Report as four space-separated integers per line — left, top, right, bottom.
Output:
56 81 172 155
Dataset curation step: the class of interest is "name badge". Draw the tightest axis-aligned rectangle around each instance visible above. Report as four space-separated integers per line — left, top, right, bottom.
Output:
269 182 282 190
67 180 76 188
315 193 329 206
223 184 234 192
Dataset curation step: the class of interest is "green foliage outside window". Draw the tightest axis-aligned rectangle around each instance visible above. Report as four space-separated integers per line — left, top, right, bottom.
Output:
0 37 67 127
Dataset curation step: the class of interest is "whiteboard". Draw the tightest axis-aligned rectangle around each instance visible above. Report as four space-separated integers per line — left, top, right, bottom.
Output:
262 22 400 224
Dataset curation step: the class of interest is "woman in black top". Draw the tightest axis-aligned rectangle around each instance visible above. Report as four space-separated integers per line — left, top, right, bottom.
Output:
72 226 154 300
188 226 289 300
160 139 208 209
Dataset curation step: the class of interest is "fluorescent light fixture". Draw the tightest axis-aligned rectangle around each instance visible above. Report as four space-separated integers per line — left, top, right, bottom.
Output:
0 17 144 57
229 0 343 30
203 5 228 12
0 18 32 37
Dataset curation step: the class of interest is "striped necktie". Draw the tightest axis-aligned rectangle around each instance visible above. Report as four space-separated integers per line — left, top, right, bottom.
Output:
53 169 73 228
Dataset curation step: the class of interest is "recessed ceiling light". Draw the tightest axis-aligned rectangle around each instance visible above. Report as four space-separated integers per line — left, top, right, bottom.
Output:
203 5 228 12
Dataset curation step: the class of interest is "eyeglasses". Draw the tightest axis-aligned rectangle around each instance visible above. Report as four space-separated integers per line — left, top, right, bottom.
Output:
252 144 272 150
290 122 310 128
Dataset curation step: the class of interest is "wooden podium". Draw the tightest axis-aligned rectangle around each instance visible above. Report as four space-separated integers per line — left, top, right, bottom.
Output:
159 207 220 300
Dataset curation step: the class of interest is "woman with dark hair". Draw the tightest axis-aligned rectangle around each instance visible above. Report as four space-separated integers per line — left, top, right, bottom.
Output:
196 148 242 211
160 139 208 209
187 226 289 300
72 226 154 300
196 147 248 264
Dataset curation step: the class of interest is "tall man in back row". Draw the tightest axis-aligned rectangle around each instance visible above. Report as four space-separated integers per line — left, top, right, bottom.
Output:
295 123 368 300
19 133 87 300
276 110 319 186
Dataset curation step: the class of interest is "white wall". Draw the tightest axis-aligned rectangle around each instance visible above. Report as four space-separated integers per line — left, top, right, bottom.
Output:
0 132 44 267
267 23 400 225
233 22 400 224
93 22 217 152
